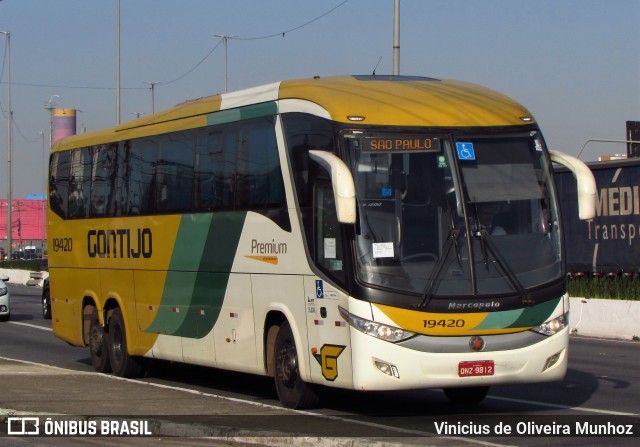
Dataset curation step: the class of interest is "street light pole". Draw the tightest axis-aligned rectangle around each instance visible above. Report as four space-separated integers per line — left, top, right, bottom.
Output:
45 95 59 150
43 95 59 256
1 31 12 260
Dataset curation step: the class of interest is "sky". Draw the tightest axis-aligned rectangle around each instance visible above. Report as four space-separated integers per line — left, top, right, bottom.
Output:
0 0 638 199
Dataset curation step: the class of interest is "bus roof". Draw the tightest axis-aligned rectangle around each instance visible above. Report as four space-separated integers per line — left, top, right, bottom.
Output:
52 75 535 152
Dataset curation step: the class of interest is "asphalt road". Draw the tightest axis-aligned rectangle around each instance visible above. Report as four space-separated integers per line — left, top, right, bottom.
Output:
1 284 639 447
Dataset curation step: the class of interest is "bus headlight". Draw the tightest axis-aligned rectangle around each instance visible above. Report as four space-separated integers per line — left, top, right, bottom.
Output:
338 306 415 342
531 313 568 336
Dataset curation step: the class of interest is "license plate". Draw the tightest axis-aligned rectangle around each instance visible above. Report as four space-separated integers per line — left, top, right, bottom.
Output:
458 360 494 377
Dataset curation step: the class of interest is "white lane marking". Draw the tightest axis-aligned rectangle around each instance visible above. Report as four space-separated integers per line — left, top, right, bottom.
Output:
486 395 639 416
0 356 511 446
8 321 52 331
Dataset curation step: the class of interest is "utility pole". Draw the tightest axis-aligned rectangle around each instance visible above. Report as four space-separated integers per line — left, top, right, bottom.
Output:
393 0 400 76
1 31 12 260
214 34 237 93
39 131 45 250
145 81 158 114
116 0 121 125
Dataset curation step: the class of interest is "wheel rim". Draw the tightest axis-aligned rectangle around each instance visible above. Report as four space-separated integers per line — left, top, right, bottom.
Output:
112 324 124 364
278 340 298 388
90 325 104 357
43 298 48 315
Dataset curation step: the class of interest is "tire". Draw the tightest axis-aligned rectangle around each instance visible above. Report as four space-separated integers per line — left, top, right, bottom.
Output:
88 308 111 373
0 313 9 322
274 321 320 409
107 308 146 378
42 288 51 320
443 386 490 404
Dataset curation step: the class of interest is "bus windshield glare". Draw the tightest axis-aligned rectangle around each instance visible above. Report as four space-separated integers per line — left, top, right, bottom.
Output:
345 130 561 301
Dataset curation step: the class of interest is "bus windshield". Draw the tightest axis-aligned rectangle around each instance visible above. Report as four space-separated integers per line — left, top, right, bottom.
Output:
345 130 561 301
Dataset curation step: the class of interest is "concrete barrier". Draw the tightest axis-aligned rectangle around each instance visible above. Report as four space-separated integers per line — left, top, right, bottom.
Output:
569 297 639 341
0 268 48 287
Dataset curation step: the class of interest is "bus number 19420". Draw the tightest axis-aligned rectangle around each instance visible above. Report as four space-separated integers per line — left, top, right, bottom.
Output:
423 319 465 328
53 238 73 253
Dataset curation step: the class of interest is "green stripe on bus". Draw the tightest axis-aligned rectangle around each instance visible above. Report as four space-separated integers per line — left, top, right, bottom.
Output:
206 102 277 126
472 308 524 330
506 297 560 328
175 211 246 338
145 211 247 338
472 297 560 331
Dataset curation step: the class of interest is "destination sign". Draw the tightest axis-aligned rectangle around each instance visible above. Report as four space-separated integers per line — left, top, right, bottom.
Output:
361 134 441 153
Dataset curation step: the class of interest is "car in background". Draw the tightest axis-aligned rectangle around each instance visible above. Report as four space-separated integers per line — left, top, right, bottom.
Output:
42 277 51 320
0 275 10 321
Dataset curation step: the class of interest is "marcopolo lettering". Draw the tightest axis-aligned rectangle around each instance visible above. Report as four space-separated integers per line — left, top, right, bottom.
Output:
88 228 152 259
448 301 501 311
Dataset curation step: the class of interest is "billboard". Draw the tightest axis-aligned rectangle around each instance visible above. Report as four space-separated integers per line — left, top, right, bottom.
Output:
555 158 640 273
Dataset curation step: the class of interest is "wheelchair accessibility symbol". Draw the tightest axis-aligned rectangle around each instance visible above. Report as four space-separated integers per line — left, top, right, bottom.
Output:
456 142 476 160
316 280 324 299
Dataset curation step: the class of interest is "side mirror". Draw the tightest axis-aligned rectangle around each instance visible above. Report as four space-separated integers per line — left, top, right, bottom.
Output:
550 150 596 220
309 150 356 224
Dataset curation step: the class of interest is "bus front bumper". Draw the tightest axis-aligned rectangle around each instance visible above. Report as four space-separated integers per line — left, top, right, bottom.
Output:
350 327 569 391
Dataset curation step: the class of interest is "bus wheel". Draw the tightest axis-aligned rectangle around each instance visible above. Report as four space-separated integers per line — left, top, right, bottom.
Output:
88 308 111 373
274 321 320 409
443 386 490 404
107 308 146 378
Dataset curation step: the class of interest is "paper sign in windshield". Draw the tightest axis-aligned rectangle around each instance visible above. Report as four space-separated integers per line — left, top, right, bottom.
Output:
372 242 394 258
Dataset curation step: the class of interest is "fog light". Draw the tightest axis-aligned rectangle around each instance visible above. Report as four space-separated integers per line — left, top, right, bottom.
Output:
374 359 400 378
542 350 563 372
0 305 7 312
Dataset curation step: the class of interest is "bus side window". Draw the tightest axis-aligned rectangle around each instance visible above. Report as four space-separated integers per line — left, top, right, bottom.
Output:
90 144 121 217
128 139 158 215
236 118 284 211
68 147 92 219
195 130 223 211
315 180 345 283
49 151 70 219
155 132 195 213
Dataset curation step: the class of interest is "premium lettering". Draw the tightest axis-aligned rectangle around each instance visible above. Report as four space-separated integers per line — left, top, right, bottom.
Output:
251 238 287 255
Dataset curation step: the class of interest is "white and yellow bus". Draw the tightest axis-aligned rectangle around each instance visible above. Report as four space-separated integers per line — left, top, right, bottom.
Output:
48 75 595 408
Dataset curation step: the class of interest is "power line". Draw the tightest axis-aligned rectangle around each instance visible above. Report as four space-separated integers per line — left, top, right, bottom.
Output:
236 0 350 40
161 0 350 86
0 1 351 92
0 81 146 91
159 39 223 86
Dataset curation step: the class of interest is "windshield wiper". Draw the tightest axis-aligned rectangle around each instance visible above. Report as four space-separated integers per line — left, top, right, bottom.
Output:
416 223 463 310
472 203 490 268
476 229 535 307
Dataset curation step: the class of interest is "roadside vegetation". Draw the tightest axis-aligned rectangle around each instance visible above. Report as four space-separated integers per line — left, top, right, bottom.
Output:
0 259 46 272
567 273 640 301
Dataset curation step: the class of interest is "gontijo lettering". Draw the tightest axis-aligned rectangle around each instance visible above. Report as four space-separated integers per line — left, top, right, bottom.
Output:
88 228 152 258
